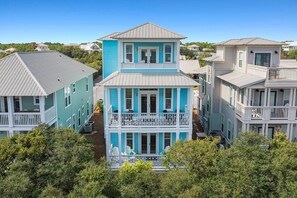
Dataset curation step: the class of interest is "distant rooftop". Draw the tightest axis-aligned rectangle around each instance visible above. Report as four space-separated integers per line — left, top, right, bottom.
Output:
216 37 283 46
99 22 186 40
0 51 96 96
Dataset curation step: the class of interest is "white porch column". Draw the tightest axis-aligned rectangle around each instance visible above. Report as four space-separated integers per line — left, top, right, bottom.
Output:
265 124 269 138
176 131 180 141
104 87 108 129
118 131 122 164
289 88 294 106
267 88 271 107
7 96 14 128
106 131 110 160
176 88 180 128
263 88 268 106
189 87 193 128
117 88 121 128
40 96 45 123
262 123 265 136
244 88 248 106
176 41 180 72
248 88 252 106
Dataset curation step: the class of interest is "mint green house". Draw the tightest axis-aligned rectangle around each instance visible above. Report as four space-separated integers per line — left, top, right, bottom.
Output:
99 23 199 169
0 51 96 138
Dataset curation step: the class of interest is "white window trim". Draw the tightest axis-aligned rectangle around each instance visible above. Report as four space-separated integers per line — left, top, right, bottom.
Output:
66 117 72 128
124 88 134 111
253 51 272 67
33 96 40 105
124 43 134 63
72 114 76 130
138 46 159 64
164 88 173 111
238 51 243 68
82 105 85 115
163 43 173 63
78 108 81 127
206 66 212 83
64 86 71 108
126 133 134 150
163 132 172 149
86 101 90 116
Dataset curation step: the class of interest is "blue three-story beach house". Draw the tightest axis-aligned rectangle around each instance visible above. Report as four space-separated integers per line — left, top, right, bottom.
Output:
99 23 199 168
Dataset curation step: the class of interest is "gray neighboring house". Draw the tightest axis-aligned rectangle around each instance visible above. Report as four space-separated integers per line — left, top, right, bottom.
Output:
197 37 297 145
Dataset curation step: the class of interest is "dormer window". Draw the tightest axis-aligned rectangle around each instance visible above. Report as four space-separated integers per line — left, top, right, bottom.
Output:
255 53 271 67
124 43 134 63
164 44 173 63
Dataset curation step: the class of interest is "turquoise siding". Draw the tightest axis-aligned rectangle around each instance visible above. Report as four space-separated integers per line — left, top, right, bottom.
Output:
108 88 190 113
172 132 176 145
56 75 93 132
121 69 178 73
111 133 118 147
159 133 163 153
21 93 54 111
134 133 139 153
121 133 125 151
180 132 187 141
103 40 118 79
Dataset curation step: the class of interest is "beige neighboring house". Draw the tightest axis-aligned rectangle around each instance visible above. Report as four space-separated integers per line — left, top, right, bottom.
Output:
63 43 80 47
197 37 297 145
5 48 16 53
187 44 199 51
35 43 49 51
80 43 101 52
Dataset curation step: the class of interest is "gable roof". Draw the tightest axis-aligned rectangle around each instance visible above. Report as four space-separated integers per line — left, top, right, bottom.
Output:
98 32 121 41
0 51 96 96
100 71 199 87
109 22 186 39
216 37 283 46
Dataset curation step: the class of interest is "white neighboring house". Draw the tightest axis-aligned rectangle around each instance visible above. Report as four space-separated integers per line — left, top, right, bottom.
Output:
35 43 49 51
5 48 16 53
80 43 101 52
197 37 297 144
187 44 199 51
64 43 80 47
283 41 297 52
0 49 5 53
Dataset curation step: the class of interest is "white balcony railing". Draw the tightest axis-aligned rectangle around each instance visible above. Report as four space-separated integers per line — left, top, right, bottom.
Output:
110 154 164 169
270 107 289 119
108 107 190 128
13 113 41 126
0 113 9 126
45 106 57 123
268 68 297 81
121 63 177 69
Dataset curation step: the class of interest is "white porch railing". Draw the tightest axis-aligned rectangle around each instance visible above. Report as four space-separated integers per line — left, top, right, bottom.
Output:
13 113 41 126
267 68 297 81
121 63 177 69
108 110 190 127
45 106 57 123
270 107 289 119
0 113 9 126
110 154 164 169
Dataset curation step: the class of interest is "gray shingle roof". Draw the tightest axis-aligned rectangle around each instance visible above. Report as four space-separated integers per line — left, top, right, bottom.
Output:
100 71 199 87
180 60 201 74
216 37 283 46
0 51 97 96
110 22 186 39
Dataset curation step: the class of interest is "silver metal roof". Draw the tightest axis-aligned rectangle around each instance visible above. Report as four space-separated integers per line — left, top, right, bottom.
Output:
217 71 265 88
0 51 97 96
110 22 186 39
98 32 121 41
180 60 201 74
100 72 199 87
216 37 283 46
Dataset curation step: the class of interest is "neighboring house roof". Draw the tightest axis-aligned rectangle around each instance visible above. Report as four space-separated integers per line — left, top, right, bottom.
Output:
203 55 224 62
216 37 283 46
80 43 101 51
280 59 297 68
180 60 201 74
217 71 265 88
100 72 199 87
63 43 80 47
196 66 207 74
5 48 16 53
0 51 97 96
98 32 121 41
0 49 5 53
188 44 199 48
110 22 187 39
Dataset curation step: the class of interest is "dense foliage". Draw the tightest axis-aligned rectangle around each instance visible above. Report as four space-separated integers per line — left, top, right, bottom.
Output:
0 42 102 76
0 126 296 197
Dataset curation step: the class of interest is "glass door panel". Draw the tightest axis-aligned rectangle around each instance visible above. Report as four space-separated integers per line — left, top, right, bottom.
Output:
149 133 156 154
149 49 157 63
141 134 148 154
267 127 275 139
150 94 157 113
141 94 147 113
14 97 21 112
270 91 277 106
140 49 148 63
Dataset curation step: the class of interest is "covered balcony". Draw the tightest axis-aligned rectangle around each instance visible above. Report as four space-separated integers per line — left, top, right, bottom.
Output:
0 94 57 127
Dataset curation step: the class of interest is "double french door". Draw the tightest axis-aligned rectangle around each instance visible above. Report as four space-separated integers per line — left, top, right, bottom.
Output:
140 92 157 114
139 47 158 63
141 133 156 154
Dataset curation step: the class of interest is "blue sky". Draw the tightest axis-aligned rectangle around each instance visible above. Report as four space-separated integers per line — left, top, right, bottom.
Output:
1 0 296 43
